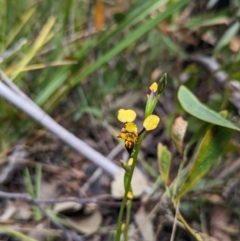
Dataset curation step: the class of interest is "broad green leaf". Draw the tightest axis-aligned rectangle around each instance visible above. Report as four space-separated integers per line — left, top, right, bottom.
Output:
178 85 240 131
175 124 233 200
158 143 171 188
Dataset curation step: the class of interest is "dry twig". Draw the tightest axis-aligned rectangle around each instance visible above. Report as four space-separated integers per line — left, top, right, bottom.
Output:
0 70 120 176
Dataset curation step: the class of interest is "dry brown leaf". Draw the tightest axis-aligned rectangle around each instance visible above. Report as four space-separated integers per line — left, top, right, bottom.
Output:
65 209 102 234
105 2 129 19
14 201 32 220
0 202 16 221
204 194 225 205
126 224 140 241
151 67 163 82
84 202 97 214
134 206 154 241
40 180 58 199
0 200 32 221
230 37 240 52
28 223 47 241
95 0 105 32
210 207 231 241
111 168 148 198
171 117 188 155
53 199 83 213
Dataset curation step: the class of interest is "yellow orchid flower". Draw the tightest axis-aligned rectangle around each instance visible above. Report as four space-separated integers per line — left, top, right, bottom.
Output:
143 115 160 131
147 82 158 97
118 122 138 152
125 122 138 133
117 108 160 153
117 109 136 123
149 82 158 92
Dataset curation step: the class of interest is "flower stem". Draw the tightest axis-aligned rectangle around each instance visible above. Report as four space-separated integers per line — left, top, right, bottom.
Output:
125 200 132 241
115 133 145 241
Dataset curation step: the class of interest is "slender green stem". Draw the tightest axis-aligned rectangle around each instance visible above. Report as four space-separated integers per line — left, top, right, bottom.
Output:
115 76 165 239
172 144 190 198
124 200 132 241
170 200 179 241
123 224 127 241
116 194 127 240
115 133 145 241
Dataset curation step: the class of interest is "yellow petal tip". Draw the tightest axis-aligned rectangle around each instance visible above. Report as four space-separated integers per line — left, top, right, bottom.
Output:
143 115 160 131
117 109 136 123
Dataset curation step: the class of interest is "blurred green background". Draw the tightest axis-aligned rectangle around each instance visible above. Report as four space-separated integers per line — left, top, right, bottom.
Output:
0 0 239 149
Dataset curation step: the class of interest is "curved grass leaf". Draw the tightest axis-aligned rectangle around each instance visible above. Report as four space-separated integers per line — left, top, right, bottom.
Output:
5 6 36 48
35 67 69 106
175 123 233 200
215 21 240 52
184 12 229 32
8 17 56 80
178 85 240 131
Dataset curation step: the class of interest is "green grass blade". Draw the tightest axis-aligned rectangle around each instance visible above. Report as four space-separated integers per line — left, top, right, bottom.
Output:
184 11 229 32
23 167 35 197
0 225 38 241
5 6 36 48
77 0 169 59
215 21 240 51
23 165 42 221
34 164 42 221
63 0 73 26
178 85 240 131
159 33 187 58
72 0 191 88
0 0 7 51
35 68 70 106
9 16 55 80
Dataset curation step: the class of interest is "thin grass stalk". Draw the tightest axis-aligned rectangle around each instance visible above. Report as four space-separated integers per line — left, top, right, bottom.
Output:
0 225 38 241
